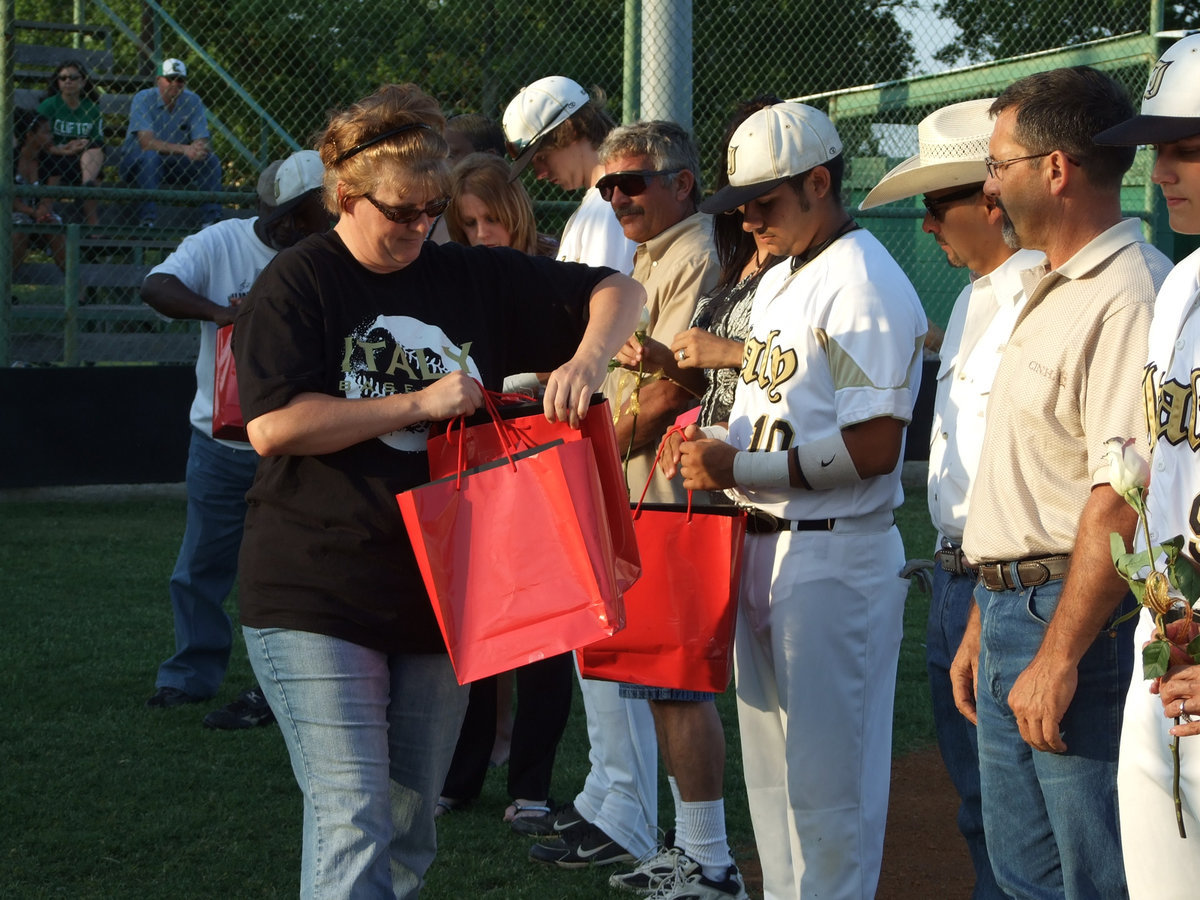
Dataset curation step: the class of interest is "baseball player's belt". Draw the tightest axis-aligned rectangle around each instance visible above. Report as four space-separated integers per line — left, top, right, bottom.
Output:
934 545 977 577
976 554 1071 592
743 508 835 534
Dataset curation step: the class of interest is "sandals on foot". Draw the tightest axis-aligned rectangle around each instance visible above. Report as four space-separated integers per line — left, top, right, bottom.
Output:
434 797 465 819
508 800 556 836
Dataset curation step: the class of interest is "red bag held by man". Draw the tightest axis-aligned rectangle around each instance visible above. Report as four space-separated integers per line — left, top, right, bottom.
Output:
578 426 746 693
400 391 625 684
427 393 640 591
212 324 247 442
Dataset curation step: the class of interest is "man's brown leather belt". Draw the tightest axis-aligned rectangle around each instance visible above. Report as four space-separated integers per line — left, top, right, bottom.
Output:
976 555 1071 592
934 545 977 577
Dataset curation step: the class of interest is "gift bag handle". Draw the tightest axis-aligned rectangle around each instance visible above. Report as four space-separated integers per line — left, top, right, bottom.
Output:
634 423 694 521
443 384 534 489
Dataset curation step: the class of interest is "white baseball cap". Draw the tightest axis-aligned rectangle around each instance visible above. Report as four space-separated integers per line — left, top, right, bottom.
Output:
859 98 995 210
1094 33 1200 145
502 76 591 178
700 102 843 214
257 150 324 223
160 58 187 78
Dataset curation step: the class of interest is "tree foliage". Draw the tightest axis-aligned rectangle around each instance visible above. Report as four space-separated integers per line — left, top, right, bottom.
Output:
14 0 916 186
934 0 1200 65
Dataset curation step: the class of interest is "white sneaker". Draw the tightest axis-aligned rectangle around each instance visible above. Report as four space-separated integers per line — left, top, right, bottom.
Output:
650 862 749 900
609 844 694 895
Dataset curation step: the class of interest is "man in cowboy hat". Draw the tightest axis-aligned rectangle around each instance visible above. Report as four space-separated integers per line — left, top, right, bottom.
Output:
1093 32 1200 895
949 67 1171 898
861 97 1042 900
677 101 926 899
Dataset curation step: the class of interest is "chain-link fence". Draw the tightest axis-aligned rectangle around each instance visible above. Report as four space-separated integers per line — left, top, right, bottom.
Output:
3 0 1193 366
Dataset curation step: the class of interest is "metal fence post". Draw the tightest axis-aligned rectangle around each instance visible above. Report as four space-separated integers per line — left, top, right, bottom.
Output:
640 0 691 132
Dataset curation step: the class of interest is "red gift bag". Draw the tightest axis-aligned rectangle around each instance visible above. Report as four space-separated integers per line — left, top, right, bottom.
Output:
212 324 247 442
428 393 641 591
398 432 625 685
578 428 746 693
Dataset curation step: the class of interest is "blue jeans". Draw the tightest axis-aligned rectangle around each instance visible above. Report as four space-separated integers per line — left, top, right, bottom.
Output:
119 146 222 221
155 429 257 697
927 561 1004 900
975 579 1134 900
244 627 469 900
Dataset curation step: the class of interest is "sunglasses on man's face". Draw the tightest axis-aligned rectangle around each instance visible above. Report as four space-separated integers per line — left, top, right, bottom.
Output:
595 169 681 202
58 73 83 82
922 184 983 222
164 75 186 84
363 194 450 224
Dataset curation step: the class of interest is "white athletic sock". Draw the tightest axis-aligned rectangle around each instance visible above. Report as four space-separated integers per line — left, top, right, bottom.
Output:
679 798 733 879
667 776 685 849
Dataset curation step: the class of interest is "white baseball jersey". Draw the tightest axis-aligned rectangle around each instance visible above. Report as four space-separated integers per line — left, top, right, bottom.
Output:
1119 246 1200 896
727 227 926 519
1143 246 1200 555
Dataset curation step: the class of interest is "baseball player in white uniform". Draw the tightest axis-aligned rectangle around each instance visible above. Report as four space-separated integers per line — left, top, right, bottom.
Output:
674 102 926 900
1094 33 1200 897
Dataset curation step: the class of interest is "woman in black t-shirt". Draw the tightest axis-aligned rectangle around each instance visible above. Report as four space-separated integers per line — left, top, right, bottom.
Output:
232 83 644 899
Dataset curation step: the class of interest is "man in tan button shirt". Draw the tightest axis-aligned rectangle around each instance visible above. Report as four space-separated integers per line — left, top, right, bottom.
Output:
950 68 1171 899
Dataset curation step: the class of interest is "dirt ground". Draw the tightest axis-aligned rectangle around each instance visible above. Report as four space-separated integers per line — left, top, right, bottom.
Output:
738 745 976 898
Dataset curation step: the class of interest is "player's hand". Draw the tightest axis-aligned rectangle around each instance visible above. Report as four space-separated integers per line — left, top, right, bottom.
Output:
1157 663 1200 737
657 424 701 478
417 371 483 422
678 438 736 491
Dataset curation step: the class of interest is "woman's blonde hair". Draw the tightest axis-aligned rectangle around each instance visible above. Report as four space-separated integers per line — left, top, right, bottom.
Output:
317 83 450 215
444 153 540 255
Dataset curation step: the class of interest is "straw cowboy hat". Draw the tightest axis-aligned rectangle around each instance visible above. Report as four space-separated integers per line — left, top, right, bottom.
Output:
859 97 996 210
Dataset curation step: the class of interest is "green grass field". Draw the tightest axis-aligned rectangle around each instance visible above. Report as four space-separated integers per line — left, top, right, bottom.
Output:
0 490 935 898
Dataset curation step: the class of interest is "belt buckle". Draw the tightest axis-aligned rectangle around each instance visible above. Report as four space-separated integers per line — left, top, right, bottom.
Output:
745 507 777 534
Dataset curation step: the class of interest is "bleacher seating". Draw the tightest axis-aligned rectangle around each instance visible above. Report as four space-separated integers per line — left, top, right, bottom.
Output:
8 19 238 365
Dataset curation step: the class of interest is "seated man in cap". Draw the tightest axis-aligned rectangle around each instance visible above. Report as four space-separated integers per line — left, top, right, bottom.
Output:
672 101 926 899
120 58 223 227
860 97 1043 900
141 151 329 729
1093 32 1200 897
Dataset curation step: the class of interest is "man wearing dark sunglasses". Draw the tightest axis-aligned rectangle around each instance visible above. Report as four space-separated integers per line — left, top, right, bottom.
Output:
860 97 1042 900
527 120 721 888
120 57 222 228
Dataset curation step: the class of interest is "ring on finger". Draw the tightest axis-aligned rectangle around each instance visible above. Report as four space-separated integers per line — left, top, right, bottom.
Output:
677 349 685 361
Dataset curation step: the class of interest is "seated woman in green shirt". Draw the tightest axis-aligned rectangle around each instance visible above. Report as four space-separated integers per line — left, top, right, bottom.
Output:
37 59 105 227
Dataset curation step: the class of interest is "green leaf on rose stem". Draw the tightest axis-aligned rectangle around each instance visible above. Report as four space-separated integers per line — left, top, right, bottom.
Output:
1112 545 1152 581
1128 578 1146 604
1143 639 1171 680
1188 632 1200 665
1168 542 1200 603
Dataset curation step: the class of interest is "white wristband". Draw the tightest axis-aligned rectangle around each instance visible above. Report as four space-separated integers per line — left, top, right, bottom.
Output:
794 431 860 490
732 450 792 490
699 424 728 441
